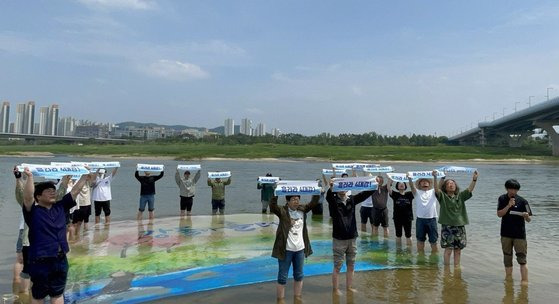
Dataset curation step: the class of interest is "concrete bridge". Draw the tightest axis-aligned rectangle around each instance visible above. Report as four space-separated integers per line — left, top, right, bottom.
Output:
0 132 131 143
448 97 559 156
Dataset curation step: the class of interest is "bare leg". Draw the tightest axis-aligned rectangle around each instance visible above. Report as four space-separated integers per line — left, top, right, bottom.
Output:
95 216 100 224
332 266 342 295
430 242 438 253
417 241 425 253
180 210 186 217
360 223 367 232
105 215 111 224
406 237 412 247
148 211 155 220
505 266 513 279
383 227 389 238
51 294 64 304
136 211 143 221
346 263 357 292
453 249 461 266
372 226 379 236
294 280 303 297
520 264 529 284
276 284 285 300
443 248 452 265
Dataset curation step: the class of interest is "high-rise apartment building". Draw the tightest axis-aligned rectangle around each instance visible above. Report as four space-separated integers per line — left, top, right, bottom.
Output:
38 106 49 135
224 118 234 136
0 101 9 133
256 123 266 136
23 101 35 134
240 118 252 135
14 103 26 134
272 128 281 137
58 117 76 136
47 104 59 135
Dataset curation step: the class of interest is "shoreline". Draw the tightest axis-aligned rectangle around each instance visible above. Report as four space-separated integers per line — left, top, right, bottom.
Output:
1 152 556 164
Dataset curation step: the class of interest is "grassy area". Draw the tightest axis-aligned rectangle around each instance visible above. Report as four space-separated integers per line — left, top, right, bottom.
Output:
0 142 555 161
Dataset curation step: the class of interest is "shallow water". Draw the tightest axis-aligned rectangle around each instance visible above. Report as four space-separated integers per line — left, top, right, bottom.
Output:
1 157 558 303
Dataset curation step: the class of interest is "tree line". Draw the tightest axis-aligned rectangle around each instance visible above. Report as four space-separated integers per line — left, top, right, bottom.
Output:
163 132 448 146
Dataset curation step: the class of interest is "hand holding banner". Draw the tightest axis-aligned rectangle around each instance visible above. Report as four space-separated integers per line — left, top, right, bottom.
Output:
208 171 232 179
137 164 164 172
18 164 90 179
177 164 202 171
274 180 321 196
258 176 280 184
332 177 378 192
387 173 409 182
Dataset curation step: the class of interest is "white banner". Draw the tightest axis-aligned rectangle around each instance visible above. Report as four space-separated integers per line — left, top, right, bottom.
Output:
322 169 347 175
332 177 378 192
438 166 477 173
274 180 321 196
407 170 446 180
18 164 90 179
332 163 380 170
363 166 394 173
258 176 280 184
387 173 410 182
50 162 73 166
208 171 231 179
177 164 202 171
137 164 165 172
69 161 121 169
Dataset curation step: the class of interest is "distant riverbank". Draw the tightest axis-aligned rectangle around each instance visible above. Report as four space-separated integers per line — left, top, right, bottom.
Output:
0 143 556 162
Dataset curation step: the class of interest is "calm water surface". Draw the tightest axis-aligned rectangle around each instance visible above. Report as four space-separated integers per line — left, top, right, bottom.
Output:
1 156 558 303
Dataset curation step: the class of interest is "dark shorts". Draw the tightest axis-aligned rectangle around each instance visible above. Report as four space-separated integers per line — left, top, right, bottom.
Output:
180 196 194 211
372 207 389 227
94 200 111 217
441 225 467 249
311 203 323 216
394 217 412 238
360 206 374 224
139 195 155 212
21 246 30 279
72 205 91 224
212 199 225 213
416 217 438 243
29 254 69 300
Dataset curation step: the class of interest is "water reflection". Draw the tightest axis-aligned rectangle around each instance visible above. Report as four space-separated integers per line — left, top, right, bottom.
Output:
502 280 529 304
441 266 469 304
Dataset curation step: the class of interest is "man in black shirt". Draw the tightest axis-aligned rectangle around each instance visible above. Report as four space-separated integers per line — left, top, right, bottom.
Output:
497 179 532 284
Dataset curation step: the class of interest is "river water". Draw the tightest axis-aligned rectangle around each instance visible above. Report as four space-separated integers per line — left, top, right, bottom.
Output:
0 156 558 303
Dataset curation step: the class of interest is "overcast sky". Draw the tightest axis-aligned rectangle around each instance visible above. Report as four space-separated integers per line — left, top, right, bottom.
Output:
1 0 558 136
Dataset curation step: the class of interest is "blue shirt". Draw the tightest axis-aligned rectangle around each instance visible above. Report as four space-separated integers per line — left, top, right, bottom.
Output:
23 193 76 260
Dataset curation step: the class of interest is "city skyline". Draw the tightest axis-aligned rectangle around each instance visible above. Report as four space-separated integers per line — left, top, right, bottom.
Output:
1 1 558 136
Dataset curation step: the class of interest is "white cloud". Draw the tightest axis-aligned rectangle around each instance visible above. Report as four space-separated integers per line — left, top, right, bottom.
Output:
142 59 209 81
77 0 156 10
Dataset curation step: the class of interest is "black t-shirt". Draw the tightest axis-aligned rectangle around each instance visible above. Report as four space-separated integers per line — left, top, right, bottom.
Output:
498 194 532 239
390 191 414 221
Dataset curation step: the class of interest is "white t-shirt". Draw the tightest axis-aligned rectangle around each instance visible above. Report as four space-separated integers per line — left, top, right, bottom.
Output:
414 189 438 218
92 175 113 201
286 210 305 252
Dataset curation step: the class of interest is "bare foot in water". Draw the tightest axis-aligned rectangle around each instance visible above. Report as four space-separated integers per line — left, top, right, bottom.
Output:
333 288 343 296
347 287 358 293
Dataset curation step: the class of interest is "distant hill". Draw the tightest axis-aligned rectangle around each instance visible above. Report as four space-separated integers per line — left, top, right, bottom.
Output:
115 121 239 135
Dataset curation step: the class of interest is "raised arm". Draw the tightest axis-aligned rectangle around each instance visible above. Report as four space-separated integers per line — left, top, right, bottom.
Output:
56 175 71 200
224 177 231 185
269 196 280 216
135 170 141 181
193 170 201 183
407 174 416 195
353 190 374 204
70 173 92 200
303 195 320 213
111 167 118 177
154 171 164 181
22 168 34 212
207 178 213 187
175 170 182 186
432 170 440 194
467 171 479 192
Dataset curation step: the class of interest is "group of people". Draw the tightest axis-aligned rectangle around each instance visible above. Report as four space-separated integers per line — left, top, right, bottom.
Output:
11 164 533 303
270 170 533 302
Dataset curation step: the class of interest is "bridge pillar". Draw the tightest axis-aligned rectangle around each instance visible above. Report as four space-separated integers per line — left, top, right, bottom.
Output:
535 121 559 157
